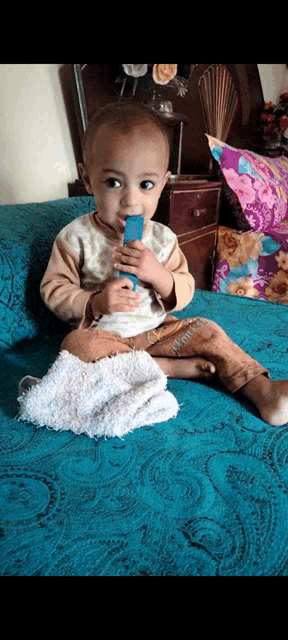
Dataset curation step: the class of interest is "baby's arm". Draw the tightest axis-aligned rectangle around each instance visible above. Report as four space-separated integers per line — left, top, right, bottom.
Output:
40 235 140 327
163 240 195 311
40 236 92 327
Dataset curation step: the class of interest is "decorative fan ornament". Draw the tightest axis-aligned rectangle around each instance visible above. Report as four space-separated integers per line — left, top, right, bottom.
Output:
198 64 239 142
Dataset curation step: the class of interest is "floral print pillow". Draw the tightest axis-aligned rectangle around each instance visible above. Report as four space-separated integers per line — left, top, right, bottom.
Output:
206 135 288 231
213 222 288 306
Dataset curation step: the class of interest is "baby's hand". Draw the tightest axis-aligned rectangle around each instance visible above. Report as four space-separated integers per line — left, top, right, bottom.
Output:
91 277 141 315
113 240 163 286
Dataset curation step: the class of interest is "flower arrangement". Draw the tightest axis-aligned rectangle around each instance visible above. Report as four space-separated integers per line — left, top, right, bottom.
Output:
258 93 288 155
116 64 195 105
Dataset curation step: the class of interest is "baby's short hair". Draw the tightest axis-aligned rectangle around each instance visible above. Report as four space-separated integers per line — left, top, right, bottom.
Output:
81 102 172 167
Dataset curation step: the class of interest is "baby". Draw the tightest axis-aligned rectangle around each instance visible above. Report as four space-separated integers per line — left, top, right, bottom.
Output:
40 102 288 427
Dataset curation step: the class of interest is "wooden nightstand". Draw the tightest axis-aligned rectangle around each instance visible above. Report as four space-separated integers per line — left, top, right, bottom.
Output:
154 175 221 291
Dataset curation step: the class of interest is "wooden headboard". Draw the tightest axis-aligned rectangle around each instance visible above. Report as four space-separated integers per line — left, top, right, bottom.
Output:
59 64 264 194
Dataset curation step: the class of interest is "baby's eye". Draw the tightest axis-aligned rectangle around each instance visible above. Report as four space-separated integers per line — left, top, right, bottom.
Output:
140 180 154 190
105 178 122 188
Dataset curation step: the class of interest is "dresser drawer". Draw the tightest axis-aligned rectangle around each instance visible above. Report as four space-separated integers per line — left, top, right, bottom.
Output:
169 188 220 234
179 228 218 290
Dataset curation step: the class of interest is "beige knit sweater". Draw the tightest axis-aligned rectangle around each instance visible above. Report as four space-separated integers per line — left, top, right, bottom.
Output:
40 211 195 338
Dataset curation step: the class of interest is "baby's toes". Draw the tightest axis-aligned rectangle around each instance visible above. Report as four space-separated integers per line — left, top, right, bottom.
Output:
199 360 216 377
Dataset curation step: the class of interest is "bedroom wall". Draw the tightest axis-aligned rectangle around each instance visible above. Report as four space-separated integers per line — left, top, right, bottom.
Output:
0 64 78 205
0 64 287 205
257 64 288 103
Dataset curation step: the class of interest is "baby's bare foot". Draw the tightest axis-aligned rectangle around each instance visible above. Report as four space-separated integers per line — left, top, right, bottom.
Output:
190 358 216 379
153 356 216 380
257 380 288 426
241 376 288 427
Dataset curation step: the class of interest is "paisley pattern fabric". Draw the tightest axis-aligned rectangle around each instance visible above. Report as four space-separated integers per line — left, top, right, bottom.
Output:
0 196 97 350
1 198 288 575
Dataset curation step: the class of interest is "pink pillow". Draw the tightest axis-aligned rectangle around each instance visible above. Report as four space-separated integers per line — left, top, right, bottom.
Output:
206 135 288 231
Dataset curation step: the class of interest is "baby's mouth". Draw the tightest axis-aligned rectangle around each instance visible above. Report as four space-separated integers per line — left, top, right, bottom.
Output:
118 213 144 231
118 216 127 229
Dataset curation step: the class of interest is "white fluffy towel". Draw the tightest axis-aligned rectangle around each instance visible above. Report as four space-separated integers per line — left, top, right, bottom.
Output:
17 350 179 438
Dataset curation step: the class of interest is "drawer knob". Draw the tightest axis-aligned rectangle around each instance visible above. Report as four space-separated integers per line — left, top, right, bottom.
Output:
191 208 207 217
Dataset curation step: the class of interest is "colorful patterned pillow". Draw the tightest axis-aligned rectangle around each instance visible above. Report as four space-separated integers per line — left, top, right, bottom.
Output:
212 221 288 306
206 135 288 231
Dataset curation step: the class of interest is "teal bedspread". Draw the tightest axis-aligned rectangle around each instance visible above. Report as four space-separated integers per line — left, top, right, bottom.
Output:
1 197 288 576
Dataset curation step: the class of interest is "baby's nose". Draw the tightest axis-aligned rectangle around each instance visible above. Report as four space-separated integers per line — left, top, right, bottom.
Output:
120 186 140 208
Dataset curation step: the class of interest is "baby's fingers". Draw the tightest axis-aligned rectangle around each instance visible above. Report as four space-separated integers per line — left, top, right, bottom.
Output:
115 294 141 312
116 276 134 290
118 290 140 304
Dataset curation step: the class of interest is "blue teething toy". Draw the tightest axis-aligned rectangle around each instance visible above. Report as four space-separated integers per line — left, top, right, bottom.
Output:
121 215 144 290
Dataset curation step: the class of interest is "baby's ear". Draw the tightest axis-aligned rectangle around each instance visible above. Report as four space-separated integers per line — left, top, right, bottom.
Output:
164 170 171 187
78 163 93 195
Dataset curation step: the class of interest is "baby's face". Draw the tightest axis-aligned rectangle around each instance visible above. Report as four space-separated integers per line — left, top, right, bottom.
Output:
79 123 171 237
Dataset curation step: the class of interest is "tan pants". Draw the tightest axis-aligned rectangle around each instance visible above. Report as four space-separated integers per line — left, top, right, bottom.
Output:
60 315 268 394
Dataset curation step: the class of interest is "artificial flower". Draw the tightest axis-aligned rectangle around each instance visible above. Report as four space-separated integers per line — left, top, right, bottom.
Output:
259 95 288 153
263 101 274 110
279 115 288 132
152 64 177 85
122 64 148 78
261 112 275 123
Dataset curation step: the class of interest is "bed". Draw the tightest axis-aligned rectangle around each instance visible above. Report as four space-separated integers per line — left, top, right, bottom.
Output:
1 196 288 576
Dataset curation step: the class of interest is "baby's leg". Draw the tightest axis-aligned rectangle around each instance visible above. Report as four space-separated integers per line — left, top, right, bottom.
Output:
130 317 217 380
152 356 216 379
60 322 288 426
239 376 288 427
60 329 133 362
134 316 267 392
61 324 215 379
154 355 288 426
139 316 288 427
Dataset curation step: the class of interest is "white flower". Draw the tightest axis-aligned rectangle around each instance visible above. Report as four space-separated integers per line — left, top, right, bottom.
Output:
122 64 147 78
